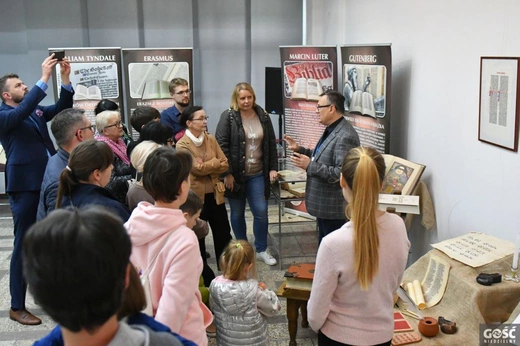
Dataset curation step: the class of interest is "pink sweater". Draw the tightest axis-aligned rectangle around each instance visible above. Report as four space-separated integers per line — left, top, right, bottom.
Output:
125 202 212 346
308 212 410 345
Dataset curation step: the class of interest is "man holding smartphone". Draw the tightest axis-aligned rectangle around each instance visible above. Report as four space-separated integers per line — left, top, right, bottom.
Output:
0 54 74 325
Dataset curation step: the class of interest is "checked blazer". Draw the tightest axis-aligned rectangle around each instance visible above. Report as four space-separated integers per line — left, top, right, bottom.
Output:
297 118 360 219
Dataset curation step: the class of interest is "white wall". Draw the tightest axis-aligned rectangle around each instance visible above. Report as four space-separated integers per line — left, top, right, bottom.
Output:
308 0 520 262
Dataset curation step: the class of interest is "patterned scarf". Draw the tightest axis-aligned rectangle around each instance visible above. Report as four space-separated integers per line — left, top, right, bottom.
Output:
96 135 130 165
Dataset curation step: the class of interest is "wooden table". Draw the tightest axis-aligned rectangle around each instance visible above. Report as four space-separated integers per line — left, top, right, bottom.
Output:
276 281 311 346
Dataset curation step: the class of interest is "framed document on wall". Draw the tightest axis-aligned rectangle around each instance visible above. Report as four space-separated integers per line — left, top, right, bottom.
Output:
479 57 520 151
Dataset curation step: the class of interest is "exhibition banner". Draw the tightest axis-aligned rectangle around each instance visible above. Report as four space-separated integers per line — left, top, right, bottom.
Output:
50 47 124 125
122 48 193 137
340 45 392 153
279 45 338 217
280 45 338 154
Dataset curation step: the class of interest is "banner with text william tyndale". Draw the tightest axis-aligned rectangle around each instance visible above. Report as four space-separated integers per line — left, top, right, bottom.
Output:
122 48 193 138
51 47 123 127
280 45 337 217
340 45 392 153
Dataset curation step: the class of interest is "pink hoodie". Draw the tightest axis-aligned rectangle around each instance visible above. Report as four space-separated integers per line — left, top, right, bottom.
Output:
125 202 212 346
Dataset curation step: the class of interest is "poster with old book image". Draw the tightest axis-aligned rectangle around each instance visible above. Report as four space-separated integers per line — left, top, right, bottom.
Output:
50 47 123 125
340 45 392 153
280 46 337 218
122 48 193 137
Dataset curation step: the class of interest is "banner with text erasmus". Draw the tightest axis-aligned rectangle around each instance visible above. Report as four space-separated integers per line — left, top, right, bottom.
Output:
50 47 123 127
340 45 392 153
122 48 193 137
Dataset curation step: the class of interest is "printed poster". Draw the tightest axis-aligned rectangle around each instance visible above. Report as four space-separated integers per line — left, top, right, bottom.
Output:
122 48 193 138
50 47 123 126
340 45 392 153
280 45 338 217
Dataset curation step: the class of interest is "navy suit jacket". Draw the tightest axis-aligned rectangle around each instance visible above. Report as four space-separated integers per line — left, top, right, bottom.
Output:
0 85 74 192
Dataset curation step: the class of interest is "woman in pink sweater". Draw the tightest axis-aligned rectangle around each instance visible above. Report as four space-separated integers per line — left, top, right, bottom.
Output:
125 148 212 346
308 147 410 346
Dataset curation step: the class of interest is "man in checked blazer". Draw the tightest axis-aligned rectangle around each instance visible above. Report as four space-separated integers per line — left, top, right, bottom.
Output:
0 54 73 325
285 90 360 242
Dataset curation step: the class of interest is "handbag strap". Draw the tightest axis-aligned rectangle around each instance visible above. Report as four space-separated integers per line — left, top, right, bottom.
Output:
140 228 178 278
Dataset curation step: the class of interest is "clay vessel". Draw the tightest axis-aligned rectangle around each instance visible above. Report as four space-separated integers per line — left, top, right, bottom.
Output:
418 317 439 337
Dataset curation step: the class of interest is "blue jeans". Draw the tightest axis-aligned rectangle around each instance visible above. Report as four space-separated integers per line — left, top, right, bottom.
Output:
227 173 268 253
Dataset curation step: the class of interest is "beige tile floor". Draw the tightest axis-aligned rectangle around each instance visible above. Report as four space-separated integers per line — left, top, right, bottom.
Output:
0 202 319 345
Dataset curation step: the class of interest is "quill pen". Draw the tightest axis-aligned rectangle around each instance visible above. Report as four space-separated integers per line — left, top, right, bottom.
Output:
397 286 424 320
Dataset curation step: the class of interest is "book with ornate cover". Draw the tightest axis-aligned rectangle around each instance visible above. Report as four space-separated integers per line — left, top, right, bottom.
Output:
381 155 425 196
284 263 315 291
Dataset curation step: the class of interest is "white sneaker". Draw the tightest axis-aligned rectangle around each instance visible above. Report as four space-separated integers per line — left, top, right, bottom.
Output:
257 251 277 266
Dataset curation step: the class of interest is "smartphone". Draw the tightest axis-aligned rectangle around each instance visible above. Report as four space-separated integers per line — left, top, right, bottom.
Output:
49 50 65 61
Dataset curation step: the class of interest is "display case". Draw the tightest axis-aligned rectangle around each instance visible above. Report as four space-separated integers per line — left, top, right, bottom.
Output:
269 158 316 269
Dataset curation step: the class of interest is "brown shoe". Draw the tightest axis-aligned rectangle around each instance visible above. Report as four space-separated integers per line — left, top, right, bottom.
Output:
9 309 42 325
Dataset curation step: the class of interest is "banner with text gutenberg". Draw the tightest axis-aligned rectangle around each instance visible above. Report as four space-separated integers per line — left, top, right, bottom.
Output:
122 48 193 138
280 46 337 216
340 45 392 153
50 47 123 127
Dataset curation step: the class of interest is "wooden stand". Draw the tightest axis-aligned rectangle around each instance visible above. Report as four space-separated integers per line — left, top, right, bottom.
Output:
276 281 310 346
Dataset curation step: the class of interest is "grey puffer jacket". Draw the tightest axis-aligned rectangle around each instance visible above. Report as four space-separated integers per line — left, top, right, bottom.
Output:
209 277 281 346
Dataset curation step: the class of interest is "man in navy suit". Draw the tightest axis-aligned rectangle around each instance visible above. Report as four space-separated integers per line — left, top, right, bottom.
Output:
0 54 73 325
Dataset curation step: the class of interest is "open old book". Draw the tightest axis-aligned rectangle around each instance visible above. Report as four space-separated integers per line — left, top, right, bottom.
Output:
381 154 425 196
350 90 376 118
142 80 170 100
74 84 102 101
290 78 322 102
128 62 189 99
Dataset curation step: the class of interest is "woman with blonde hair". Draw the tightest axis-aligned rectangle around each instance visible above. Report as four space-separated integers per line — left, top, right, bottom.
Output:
95 110 132 205
126 140 162 212
215 82 278 266
307 147 410 346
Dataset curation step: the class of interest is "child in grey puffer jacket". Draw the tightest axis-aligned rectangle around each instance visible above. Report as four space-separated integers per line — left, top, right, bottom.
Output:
209 240 281 346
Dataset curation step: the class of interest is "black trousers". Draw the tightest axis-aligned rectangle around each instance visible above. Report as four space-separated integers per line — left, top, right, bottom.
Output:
318 331 391 346
199 193 232 271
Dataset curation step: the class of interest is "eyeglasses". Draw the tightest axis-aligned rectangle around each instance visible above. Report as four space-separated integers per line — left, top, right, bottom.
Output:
104 121 123 129
192 116 209 122
316 104 332 110
175 90 191 96
79 124 96 132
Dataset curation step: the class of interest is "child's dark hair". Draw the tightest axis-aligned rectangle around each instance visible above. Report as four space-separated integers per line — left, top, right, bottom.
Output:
56 140 114 208
220 240 256 280
23 206 131 333
95 99 119 115
140 121 173 145
180 190 203 216
131 107 160 134
142 148 192 203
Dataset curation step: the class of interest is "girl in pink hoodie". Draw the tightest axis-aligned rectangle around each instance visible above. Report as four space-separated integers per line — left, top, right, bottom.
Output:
125 148 212 346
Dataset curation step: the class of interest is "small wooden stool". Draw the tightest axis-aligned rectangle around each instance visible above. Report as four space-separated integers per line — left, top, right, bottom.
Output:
276 281 311 346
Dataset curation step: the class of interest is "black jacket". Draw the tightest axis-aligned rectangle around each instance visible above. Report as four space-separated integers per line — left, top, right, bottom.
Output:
215 105 277 199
